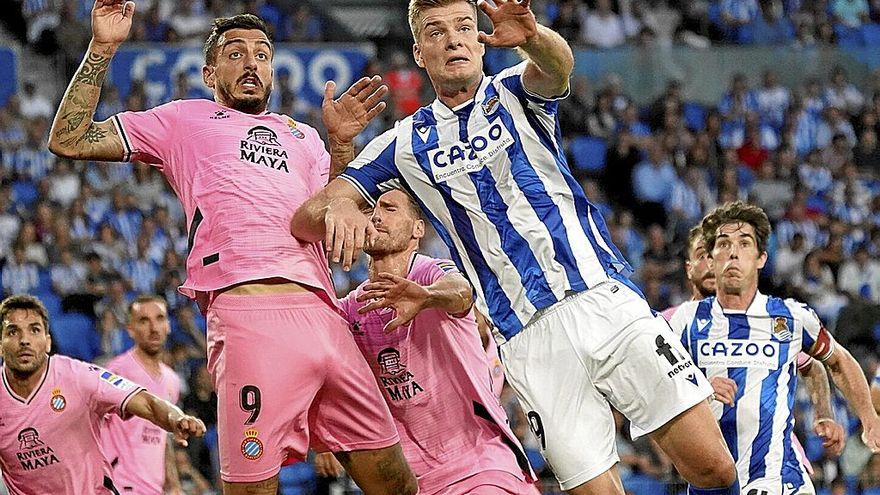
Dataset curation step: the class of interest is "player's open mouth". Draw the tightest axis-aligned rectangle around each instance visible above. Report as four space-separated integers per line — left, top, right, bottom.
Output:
447 57 469 65
240 75 261 88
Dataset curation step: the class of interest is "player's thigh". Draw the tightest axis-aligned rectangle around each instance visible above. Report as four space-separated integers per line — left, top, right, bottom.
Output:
334 444 416 495
207 292 335 483
222 475 278 495
500 305 619 492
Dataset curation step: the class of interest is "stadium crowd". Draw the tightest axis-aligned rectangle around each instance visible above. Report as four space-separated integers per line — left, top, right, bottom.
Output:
1 1 880 494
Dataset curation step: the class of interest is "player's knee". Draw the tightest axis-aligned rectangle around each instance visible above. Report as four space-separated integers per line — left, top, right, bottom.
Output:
687 452 736 488
397 474 419 495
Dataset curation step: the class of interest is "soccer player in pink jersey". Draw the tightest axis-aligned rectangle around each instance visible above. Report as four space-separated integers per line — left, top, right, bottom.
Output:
48 2 415 494
327 189 540 494
0 294 205 495
662 225 846 470
100 295 183 495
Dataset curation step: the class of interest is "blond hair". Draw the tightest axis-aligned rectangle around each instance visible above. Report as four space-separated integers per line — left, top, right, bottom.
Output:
408 0 478 40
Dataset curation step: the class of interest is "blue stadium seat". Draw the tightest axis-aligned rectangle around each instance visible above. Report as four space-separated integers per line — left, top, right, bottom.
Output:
863 23 880 45
707 2 722 26
36 268 52 292
624 474 666 495
864 487 880 495
569 135 607 173
51 313 99 361
32 290 62 318
683 102 706 131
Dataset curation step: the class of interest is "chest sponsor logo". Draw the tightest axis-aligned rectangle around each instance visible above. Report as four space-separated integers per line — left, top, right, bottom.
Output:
427 122 514 183
377 347 424 402
697 339 780 369
16 428 59 471
240 126 290 173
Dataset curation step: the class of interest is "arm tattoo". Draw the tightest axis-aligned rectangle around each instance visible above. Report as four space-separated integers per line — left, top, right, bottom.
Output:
74 52 111 87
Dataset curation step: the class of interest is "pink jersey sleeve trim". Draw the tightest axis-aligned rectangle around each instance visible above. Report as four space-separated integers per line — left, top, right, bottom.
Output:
111 115 133 162
119 387 146 419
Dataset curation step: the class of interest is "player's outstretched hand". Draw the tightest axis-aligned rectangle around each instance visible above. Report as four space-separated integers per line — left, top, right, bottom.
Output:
325 197 376 271
709 376 737 405
813 418 845 456
477 0 537 48
171 414 206 447
862 420 880 453
314 452 345 477
323 76 388 144
92 0 136 47
357 273 429 333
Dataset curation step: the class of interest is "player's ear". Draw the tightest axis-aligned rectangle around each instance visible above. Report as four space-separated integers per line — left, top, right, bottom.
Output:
202 65 215 89
413 43 425 68
757 250 768 270
413 219 425 240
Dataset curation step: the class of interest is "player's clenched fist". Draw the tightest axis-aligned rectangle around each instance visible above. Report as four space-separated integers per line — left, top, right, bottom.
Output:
92 0 136 46
171 413 207 447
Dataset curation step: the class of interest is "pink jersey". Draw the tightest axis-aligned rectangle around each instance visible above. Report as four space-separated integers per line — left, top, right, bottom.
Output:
0 355 144 495
660 304 679 321
339 254 535 494
115 100 335 308
101 350 181 494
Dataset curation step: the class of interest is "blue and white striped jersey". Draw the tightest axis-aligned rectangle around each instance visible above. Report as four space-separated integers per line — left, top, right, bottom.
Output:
340 62 632 341
668 292 834 492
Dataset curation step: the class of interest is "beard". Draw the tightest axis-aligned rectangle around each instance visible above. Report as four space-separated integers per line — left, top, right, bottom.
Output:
696 277 716 298
217 79 271 114
6 352 47 378
365 235 410 257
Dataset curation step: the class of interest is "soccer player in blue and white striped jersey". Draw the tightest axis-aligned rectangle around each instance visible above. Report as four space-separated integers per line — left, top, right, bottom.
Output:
668 202 880 495
292 0 740 493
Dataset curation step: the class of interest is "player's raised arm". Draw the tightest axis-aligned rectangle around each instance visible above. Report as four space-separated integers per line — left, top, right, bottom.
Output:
47 0 133 161
124 390 207 447
322 76 388 181
477 0 573 98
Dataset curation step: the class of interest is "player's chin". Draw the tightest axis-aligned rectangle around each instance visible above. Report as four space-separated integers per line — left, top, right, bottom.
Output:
230 93 269 113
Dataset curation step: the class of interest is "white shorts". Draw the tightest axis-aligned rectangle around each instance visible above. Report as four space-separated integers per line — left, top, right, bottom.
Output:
499 280 712 490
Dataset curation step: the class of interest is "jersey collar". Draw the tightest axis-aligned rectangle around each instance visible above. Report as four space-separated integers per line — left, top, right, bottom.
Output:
2 355 50 405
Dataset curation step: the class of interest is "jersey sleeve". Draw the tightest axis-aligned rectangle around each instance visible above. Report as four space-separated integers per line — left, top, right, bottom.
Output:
793 301 836 361
338 126 402 206
410 256 462 286
83 363 145 419
113 100 182 167
493 61 570 107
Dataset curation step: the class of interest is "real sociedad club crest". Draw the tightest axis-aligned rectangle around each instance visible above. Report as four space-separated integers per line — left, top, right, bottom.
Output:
287 118 305 139
50 389 66 412
772 317 793 341
241 429 263 460
481 95 500 116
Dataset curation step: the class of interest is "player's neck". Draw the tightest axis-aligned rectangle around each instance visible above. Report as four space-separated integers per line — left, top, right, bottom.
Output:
5 359 48 398
435 78 481 109
716 286 758 311
133 346 163 376
369 249 417 281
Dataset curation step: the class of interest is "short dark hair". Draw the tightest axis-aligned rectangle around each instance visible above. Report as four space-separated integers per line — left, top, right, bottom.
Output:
686 225 703 260
127 294 167 322
0 295 49 334
701 201 772 255
204 14 272 65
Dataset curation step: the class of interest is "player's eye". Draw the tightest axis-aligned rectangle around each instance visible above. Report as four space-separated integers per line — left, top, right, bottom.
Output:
430 30 442 37
256 52 269 60
230 52 242 59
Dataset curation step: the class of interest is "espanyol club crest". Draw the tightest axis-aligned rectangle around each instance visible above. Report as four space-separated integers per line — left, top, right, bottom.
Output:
287 117 305 139
241 429 263 460
50 388 66 412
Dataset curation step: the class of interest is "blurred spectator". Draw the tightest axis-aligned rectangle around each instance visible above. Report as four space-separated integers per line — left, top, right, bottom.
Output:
602 130 641 210
168 0 211 40
774 232 809 286
105 190 142 244
97 308 129 359
824 66 865 117
3 118 55 181
558 75 593 135
719 73 759 127
831 0 870 28
284 4 324 42
95 278 131 328
799 149 834 196
837 244 880 303
792 250 848 326
0 191 21 258
16 221 48 267
140 3 171 42
632 139 676 227
2 242 39 296
587 89 618 139
47 158 81 207
17 81 53 120
816 106 857 149
756 69 790 129
122 233 161 294
720 0 760 42
126 162 166 212
384 52 425 120
182 366 219 484
750 155 794 220
855 128 880 171
581 0 627 48
550 0 582 41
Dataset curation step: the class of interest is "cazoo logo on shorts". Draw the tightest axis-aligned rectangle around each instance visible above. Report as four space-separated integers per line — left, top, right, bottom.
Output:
696 339 780 369
427 123 514 183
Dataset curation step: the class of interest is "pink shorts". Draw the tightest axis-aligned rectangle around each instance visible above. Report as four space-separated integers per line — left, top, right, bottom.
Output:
206 291 399 483
440 471 542 495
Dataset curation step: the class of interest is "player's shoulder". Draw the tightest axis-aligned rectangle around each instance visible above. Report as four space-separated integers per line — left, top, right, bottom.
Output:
104 351 130 371
673 299 703 318
776 296 819 323
410 254 459 279
273 113 320 136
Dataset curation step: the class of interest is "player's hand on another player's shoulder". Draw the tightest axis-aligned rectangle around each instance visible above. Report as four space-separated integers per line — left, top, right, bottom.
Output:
92 0 136 48
709 376 737 405
813 418 845 456
325 197 376 271
477 0 538 48
314 452 345 477
171 413 207 447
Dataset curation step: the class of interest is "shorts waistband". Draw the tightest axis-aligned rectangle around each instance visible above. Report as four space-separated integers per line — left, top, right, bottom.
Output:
208 290 330 311
525 280 620 328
